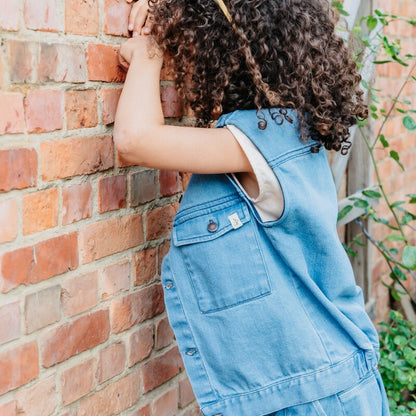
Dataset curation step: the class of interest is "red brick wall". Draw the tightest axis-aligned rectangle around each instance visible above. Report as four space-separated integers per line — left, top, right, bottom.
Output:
371 0 416 320
0 0 198 415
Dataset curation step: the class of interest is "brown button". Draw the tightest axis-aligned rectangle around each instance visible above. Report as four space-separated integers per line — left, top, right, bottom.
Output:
207 219 218 233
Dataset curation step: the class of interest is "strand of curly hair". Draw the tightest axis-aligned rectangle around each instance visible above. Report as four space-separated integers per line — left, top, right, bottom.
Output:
147 0 368 153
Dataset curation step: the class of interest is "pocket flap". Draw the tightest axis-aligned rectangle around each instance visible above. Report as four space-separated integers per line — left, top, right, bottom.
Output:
172 200 250 246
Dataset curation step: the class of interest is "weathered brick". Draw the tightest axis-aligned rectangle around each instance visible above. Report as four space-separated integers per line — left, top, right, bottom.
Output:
0 93 25 134
65 0 99 35
0 0 19 30
80 214 143 263
0 401 16 416
159 170 181 197
146 203 178 240
0 148 37 192
179 377 196 408
97 342 126 384
130 170 157 207
39 43 87 83
61 271 98 317
152 387 178 416
62 182 93 225
104 0 131 36
155 316 175 351
25 285 61 334
129 403 151 416
41 309 110 368
78 370 140 416
181 172 192 190
133 247 157 286
87 44 126 82
15 375 57 416
0 301 20 345
25 88 63 133
8 41 38 83
1 233 78 293
0 199 18 244
62 358 95 405
100 260 130 300
128 323 153 366
24 0 59 32
141 346 184 393
158 240 171 273
65 90 98 130
22 188 59 235
101 88 122 125
41 136 113 181
181 403 203 416
0 342 39 395
161 85 183 118
111 283 165 334
98 175 127 213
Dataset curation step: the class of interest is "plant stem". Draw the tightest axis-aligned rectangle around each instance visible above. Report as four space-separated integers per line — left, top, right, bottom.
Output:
371 59 416 150
359 127 408 243
355 219 414 300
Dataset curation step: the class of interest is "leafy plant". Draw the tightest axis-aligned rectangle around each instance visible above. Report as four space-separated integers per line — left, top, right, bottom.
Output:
334 3 416 304
379 310 416 415
332 3 416 413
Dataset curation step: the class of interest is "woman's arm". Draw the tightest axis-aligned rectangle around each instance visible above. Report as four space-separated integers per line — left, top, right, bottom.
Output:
114 36 252 174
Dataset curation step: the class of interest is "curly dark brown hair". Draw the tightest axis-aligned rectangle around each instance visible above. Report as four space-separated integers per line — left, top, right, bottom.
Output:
148 0 368 153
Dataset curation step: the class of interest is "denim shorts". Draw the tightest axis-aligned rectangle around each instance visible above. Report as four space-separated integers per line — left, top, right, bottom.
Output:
264 368 390 416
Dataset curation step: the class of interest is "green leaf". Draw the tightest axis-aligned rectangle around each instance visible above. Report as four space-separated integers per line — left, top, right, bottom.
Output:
354 199 369 209
374 60 393 64
394 335 408 346
390 150 405 171
385 234 407 242
403 115 416 130
332 1 349 16
402 245 416 270
338 205 353 221
391 266 407 281
362 79 371 90
362 189 382 198
380 135 389 148
367 16 378 31
407 193 416 204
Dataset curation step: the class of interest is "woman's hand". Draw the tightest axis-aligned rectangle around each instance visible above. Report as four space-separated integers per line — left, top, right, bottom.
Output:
126 0 152 37
119 36 163 72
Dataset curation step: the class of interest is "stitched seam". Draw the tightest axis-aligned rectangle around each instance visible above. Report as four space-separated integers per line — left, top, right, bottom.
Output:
174 194 241 223
169 257 220 400
210 350 359 403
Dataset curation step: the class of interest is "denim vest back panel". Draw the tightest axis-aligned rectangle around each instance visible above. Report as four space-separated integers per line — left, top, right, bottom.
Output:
161 109 380 416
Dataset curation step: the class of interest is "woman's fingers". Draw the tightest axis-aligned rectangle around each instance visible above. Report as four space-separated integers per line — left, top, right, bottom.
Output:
128 0 150 36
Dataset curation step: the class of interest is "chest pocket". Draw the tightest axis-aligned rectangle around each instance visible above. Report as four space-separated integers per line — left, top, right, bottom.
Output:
172 199 272 313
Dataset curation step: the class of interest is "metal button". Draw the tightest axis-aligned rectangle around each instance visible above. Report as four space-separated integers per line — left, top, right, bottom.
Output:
185 348 198 356
207 219 218 233
164 282 174 290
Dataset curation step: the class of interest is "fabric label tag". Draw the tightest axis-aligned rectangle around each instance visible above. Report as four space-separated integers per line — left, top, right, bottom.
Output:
228 212 243 229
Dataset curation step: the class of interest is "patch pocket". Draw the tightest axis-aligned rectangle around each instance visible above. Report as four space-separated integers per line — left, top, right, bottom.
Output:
172 200 271 313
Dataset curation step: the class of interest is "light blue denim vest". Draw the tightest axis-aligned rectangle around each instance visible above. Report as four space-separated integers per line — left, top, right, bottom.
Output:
161 109 380 416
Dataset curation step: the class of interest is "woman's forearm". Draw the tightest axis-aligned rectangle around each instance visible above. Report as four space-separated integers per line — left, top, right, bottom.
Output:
114 47 164 158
